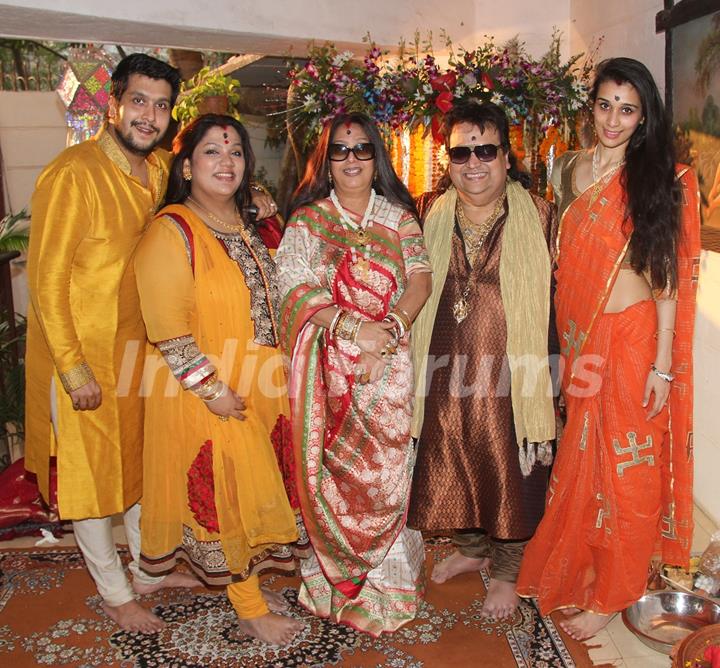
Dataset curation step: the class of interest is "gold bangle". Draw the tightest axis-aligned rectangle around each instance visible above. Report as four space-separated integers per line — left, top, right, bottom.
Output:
654 328 676 339
395 308 412 329
202 381 226 402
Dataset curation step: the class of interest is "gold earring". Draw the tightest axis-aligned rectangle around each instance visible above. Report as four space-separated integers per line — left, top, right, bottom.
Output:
183 164 192 181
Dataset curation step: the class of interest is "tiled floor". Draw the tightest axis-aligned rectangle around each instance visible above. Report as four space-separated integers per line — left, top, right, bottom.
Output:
585 504 718 667
3 505 718 667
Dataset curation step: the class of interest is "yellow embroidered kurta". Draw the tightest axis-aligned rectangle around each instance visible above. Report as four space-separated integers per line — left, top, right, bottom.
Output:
135 205 298 583
24 128 168 520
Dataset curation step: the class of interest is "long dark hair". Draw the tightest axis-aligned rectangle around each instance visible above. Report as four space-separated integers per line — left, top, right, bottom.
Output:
164 114 256 216
437 100 531 190
287 112 418 219
592 57 680 291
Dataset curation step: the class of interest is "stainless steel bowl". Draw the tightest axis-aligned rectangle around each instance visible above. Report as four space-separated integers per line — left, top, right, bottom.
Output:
622 591 720 654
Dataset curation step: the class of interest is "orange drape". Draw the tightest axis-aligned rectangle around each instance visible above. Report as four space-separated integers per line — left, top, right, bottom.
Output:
517 166 701 615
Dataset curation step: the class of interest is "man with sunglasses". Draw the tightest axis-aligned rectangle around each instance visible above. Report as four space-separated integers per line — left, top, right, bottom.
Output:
408 101 558 620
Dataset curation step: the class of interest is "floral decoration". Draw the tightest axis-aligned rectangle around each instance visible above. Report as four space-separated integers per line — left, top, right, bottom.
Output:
283 30 597 192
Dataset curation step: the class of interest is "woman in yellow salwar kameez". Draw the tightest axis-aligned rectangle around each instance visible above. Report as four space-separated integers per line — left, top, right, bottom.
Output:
135 114 305 645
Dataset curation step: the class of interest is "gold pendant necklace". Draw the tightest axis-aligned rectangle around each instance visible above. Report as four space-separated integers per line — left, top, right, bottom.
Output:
452 193 506 324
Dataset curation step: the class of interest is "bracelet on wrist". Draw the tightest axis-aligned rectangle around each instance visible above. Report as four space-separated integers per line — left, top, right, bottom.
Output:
654 328 676 339
202 380 227 402
394 308 412 330
384 312 406 338
650 363 674 383
328 308 342 334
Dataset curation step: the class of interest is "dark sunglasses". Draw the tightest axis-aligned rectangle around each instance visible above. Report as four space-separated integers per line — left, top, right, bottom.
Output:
448 144 504 164
328 142 376 161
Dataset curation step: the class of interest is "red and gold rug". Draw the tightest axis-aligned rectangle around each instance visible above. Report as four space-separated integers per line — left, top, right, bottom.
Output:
0 538 595 667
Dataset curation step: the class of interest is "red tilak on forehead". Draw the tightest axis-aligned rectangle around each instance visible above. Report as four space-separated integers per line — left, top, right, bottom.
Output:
222 128 229 144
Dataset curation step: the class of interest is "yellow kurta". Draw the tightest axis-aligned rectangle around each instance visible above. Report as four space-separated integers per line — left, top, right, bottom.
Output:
24 128 168 520
135 205 297 584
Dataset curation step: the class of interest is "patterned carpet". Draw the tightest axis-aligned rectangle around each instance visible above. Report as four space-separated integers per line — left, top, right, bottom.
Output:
0 539 595 667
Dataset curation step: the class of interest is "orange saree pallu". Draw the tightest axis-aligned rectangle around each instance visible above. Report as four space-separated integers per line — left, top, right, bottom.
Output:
276 197 428 636
517 167 701 615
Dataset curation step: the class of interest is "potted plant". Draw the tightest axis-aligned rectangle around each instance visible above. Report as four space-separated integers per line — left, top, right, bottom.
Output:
172 66 242 126
0 209 29 469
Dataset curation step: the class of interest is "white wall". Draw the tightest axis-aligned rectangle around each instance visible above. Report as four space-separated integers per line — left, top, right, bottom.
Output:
0 0 570 57
570 0 665 92
694 250 720 526
0 91 67 316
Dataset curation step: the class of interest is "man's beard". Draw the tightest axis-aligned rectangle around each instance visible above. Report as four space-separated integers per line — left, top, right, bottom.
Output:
112 121 161 157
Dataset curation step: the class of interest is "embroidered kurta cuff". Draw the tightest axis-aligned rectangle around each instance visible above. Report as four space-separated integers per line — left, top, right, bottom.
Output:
156 334 216 392
59 361 96 393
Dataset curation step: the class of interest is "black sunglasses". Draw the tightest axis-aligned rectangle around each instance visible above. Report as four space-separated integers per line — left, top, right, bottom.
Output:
448 144 504 164
328 142 376 161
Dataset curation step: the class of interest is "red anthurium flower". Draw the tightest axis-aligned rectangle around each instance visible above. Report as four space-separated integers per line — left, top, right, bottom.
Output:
430 71 457 92
481 72 494 90
431 114 444 143
435 91 454 113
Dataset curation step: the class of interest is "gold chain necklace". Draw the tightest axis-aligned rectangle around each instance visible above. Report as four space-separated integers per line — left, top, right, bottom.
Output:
187 197 245 234
452 193 506 324
589 148 624 205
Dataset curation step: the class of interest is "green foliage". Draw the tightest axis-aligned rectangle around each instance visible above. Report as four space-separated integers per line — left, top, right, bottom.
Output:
0 209 30 253
172 66 242 126
0 313 26 439
253 166 277 200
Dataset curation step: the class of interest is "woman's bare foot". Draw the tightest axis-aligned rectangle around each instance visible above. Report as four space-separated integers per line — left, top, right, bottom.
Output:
560 607 581 617
101 600 165 633
236 612 304 645
560 610 613 640
481 578 520 619
431 551 490 584
133 570 201 595
261 586 289 612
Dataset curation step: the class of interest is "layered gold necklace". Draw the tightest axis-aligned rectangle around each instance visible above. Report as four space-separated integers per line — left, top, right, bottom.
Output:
452 192 506 324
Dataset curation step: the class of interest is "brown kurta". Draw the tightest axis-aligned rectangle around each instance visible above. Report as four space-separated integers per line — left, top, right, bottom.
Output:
407 190 557 540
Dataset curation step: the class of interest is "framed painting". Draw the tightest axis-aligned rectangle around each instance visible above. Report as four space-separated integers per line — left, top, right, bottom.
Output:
658 0 720 251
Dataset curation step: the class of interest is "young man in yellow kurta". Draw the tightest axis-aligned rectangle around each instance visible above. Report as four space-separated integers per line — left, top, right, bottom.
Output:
23 54 197 633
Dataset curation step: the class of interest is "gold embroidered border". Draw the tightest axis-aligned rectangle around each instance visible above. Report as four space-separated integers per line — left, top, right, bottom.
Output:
59 361 95 393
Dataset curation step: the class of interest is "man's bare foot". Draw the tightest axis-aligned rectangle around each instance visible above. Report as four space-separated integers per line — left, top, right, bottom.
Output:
261 587 289 612
133 570 201 595
431 551 490 584
560 610 613 640
236 612 304 645
101 600 165 634
560 607 581 617
481 579 520 620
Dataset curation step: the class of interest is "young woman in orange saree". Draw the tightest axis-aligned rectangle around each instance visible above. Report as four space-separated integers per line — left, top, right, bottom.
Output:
276 113 431 636
517 58 701 640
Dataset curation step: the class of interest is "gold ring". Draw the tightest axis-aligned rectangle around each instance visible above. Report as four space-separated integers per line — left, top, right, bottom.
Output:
380 349 387 357
219 415 229 422
359 372 370 384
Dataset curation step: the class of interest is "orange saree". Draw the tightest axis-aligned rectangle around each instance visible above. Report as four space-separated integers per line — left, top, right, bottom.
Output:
516 166 701 615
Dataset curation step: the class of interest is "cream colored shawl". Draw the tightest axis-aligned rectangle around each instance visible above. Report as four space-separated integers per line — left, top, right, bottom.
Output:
411 181 556 476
